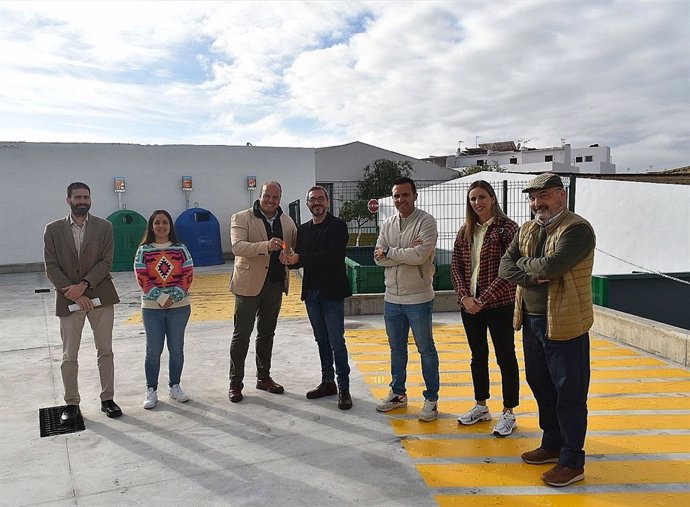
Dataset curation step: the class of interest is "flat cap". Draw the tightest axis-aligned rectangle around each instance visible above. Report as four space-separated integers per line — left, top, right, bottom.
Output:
522 173 564 193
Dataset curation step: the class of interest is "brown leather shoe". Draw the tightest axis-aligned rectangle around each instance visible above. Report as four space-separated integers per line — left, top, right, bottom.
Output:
521 447 560 465
306 382 337 399
256 377 284 394
541 464 585 487
338 389 353 410
228 382 244 403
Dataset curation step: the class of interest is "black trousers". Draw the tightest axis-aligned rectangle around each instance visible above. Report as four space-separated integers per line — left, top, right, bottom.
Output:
460 304 520 408
230 278 283 383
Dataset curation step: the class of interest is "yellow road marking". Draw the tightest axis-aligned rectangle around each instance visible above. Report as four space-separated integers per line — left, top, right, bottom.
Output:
405 434 690 458
436 492 690 507
388 414 690 435
418 460 690 487
126 271 306 324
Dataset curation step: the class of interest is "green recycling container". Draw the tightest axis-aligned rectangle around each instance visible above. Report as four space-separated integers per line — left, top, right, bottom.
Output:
107 210 147 272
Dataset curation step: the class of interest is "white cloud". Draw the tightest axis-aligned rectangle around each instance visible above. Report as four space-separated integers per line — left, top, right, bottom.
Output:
0 0 688 171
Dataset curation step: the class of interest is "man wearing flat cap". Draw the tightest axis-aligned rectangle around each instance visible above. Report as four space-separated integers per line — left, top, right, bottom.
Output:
499 173 595 487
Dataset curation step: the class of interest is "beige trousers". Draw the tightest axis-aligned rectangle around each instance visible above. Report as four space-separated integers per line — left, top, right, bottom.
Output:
59 304 115 405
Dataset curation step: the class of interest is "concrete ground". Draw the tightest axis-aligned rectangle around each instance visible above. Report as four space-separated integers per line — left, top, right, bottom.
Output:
2 262 690 506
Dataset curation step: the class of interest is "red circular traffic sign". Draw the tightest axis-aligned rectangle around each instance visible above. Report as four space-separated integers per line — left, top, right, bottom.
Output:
367 199 379 214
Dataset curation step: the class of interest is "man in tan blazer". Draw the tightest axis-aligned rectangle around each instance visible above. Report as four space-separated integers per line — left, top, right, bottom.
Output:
44 182 122 425
228 181 297 402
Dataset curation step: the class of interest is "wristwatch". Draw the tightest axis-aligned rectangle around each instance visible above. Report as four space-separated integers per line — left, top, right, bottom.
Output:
81 279 91 288
383 247 390 256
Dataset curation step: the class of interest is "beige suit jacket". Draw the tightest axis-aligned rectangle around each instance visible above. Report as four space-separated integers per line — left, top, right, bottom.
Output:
44 214 120 317
229 208 297 297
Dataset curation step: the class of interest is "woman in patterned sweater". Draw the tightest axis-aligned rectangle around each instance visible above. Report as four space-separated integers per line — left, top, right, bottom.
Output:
134 210 194 409
450 180 519 437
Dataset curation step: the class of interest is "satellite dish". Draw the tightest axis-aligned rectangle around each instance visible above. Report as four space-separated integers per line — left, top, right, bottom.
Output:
517 143 521 150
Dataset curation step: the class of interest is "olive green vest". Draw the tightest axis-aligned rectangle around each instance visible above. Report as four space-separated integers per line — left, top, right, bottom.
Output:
514 211 595 340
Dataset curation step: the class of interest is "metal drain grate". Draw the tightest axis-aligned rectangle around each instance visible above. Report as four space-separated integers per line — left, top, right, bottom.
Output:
39 406 85 437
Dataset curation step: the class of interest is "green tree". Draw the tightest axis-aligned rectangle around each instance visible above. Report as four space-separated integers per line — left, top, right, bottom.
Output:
339 159 415 245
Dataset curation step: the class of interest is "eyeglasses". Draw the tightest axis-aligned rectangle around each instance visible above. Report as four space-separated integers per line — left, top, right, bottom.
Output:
526 188 561 202
307 196 327 203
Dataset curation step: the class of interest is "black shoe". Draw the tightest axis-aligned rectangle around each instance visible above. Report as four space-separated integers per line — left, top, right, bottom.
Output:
338 390 353 410
229 382 244 403
60 405 80 425
256 377 284 394
306 382 338 399
101 400 123 418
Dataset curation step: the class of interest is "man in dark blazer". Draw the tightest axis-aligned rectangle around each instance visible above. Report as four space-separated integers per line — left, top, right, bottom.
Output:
44 182 122 424
228 181 297 403
281 185 353 410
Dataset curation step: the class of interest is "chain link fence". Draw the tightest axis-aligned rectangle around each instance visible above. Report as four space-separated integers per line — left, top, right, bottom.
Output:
329 177 571 258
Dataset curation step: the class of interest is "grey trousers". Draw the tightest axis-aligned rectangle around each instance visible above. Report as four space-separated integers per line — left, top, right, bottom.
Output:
230 279 283 383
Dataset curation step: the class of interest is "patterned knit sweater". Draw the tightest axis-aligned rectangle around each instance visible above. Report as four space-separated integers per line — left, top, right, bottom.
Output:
134 242 194 309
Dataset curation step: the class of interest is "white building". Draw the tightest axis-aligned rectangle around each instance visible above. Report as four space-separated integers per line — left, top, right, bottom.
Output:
445 141 616 174
0 141 454 269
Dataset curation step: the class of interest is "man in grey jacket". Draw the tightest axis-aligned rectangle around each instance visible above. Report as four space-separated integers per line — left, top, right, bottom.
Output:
373 177 440 421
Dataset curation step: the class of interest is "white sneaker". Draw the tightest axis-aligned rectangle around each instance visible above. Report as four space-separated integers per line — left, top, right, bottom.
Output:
376 391 408 412
169 384 190 403
458 404 492 425
493 411 517 436
418 399 438 422
143 387 157 409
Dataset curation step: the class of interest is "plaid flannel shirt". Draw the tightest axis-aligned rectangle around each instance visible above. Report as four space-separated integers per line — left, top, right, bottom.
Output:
450 215 518 309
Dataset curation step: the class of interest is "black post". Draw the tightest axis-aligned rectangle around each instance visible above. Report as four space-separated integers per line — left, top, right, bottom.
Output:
502 180 508 214
568 175 576 212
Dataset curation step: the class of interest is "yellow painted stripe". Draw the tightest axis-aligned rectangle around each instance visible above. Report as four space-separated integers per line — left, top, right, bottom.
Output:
418 460 690 487
405 434 690 458
436 492 690 507
364 371 690 384
371 396 690 417
126 271 306 324
369 381 690 399
389 414 690 435
351 348 641 361
349 346 643 362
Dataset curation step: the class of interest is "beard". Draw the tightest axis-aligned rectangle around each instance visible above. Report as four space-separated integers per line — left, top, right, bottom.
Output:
71 203 90 217
310 206 325 217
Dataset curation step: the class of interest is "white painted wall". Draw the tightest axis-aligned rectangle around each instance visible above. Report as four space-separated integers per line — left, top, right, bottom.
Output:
575 178 690 275
0 142 314 265
378 171 690 275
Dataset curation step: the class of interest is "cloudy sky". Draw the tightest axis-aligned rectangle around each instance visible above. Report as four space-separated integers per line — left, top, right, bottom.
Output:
1 0 688 172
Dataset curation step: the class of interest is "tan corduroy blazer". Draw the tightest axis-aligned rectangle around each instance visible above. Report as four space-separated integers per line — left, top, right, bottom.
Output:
228 208 297 297
44 214 120 317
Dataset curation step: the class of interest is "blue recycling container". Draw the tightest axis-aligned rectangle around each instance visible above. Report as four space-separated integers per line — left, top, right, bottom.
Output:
174 207 224 266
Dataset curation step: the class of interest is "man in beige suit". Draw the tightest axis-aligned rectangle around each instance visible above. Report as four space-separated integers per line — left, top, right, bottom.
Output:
44 182 122 425
228 181 297 402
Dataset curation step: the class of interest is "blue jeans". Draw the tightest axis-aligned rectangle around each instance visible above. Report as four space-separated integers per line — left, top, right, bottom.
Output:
384 301 439 402
304 289 350 390
143 305 191 390
522 314 590 469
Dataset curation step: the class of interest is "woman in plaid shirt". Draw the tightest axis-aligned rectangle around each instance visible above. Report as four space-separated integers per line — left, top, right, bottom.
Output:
451 180 519 437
